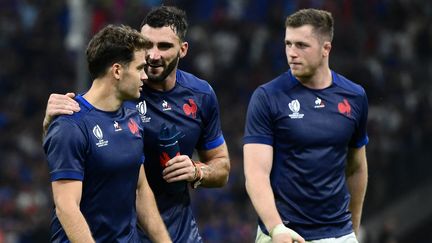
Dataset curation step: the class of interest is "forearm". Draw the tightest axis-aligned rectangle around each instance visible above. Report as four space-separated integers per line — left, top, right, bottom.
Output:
56 206 95 243
136 187 171 243
347 164 368 235
246 174 282 232
198 156 229 187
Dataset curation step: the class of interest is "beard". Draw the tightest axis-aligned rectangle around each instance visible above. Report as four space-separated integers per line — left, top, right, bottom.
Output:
146 54 180 83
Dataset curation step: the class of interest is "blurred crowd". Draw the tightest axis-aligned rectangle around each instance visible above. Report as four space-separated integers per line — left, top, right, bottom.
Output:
1 0 431 242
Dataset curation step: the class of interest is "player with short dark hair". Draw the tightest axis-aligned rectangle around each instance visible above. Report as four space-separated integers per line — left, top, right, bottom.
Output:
244 9 368 243
43 24 170 243
42 6 230 243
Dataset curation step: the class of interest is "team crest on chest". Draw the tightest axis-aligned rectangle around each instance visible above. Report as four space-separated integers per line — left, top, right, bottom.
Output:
338 98 351 117
183 98 198 118
128 118 141 137
288 99 304 119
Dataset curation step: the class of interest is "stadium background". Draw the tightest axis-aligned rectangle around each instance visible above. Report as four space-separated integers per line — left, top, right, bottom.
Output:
1 0 431 242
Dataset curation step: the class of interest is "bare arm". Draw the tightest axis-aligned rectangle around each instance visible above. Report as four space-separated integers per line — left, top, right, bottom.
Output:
136 165 171 243
163 142 230 188
42 93 80 136
346 146 368 236
52 180 95 243
243 144 304 243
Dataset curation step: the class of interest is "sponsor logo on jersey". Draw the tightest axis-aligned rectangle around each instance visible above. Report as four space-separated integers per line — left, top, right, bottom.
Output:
338 98 351 116
136 101 151 123
93 125 108 147
113 121 122 132
162 100 172 111
128 118 141 137
288 99 304 119
314 97 325 108
183 99 197 118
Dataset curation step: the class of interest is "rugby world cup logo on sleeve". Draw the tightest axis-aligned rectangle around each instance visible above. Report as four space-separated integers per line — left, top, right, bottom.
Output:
288 99 304 119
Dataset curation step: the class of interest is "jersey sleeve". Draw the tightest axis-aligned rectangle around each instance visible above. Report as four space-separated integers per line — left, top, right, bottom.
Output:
243 87 274 145
196 86 225 150
349 90 369 148
43 117 87 181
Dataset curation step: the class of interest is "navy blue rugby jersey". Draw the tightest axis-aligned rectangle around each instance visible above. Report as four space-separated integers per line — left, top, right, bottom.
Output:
136 69 224 243
244 70 368 240
43 95 144 243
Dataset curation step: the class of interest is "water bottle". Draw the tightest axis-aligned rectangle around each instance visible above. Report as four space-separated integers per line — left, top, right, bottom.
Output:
158 123 186 194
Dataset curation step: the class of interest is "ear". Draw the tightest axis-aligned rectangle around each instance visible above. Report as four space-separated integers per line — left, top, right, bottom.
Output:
112 63 122 80
322 41 332 57
179 41 188 58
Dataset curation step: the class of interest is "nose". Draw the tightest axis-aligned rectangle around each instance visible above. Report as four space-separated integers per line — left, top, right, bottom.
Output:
147 47 161 60
286 46 298 58
140 69 148 80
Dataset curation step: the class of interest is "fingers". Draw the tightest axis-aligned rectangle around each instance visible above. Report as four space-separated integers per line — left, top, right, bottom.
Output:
65 92 76 98
291 231 305 243
162 155 195 183
271 224 305 243
272 232 305 243
46 93 80 116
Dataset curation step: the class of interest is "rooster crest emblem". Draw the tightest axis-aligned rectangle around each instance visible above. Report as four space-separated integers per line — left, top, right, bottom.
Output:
183 99 198 118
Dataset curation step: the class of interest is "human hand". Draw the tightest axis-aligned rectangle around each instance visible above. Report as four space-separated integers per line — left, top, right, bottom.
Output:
43 93 80 129
162 155 198 183
270 224 305 243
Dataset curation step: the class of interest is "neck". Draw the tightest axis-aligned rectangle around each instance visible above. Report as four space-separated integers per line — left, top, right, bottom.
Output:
83 78 121 112
297 67 332 90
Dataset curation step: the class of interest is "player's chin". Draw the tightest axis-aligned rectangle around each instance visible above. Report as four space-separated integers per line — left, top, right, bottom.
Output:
290 69 302 76
127 91 141 100
134 91 141 99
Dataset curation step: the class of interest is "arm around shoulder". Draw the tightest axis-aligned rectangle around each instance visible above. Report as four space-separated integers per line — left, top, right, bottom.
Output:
42 92 80 137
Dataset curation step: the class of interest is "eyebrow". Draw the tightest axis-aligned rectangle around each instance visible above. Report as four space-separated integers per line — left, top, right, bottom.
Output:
136 62 146 69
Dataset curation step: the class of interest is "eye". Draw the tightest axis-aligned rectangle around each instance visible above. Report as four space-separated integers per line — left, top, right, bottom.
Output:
296 43 308 49
158 43 173 50
143 42 153 49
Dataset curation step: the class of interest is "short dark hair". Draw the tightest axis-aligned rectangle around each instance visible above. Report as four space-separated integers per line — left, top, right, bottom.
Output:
140 6 188 41
285 8 334 42
86 24 147 80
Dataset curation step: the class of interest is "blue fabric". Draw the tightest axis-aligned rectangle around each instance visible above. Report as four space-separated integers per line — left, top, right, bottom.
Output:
136 69 224 242
44 95 144 243
244 70 369 240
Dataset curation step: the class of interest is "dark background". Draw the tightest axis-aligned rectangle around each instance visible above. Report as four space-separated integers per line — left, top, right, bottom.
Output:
1 0 431 242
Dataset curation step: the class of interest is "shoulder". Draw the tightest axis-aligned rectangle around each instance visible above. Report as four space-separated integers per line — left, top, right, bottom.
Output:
123 100 140 113
255 70 298 96
51 96 95 129
332 71 366 96
176 69 214 95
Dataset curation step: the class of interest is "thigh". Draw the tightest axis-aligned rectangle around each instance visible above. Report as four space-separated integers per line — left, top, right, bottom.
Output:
308 233 358 243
